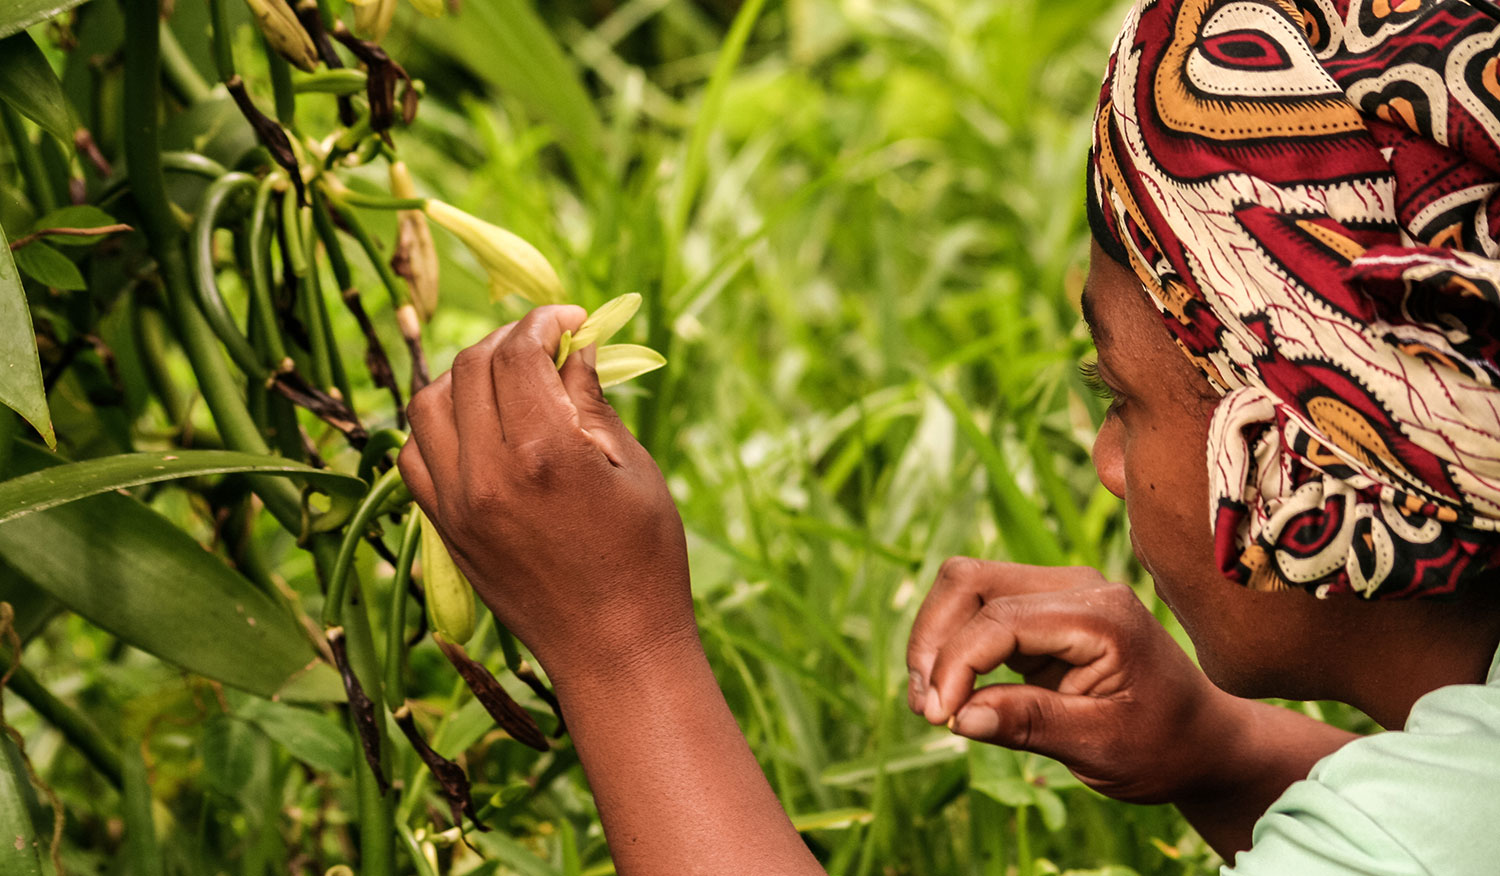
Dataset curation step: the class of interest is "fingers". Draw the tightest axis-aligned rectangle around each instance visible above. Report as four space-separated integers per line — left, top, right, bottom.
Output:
451 324 515 470
491 305 588 447
398 436 436 515
907 559 1102 714
406 369 457 492
558 343 633 466
922 588 1122 725
947 682 1104 763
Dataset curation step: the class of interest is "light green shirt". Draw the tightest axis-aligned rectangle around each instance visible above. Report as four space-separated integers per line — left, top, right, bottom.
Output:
1225 647 1500 875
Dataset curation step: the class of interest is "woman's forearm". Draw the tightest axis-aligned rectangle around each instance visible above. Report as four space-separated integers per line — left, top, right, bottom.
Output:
549 628 826 876
1175 695 1358 860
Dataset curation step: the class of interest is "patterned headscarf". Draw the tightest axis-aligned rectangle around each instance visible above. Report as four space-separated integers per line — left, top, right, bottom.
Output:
1088 0 1500 599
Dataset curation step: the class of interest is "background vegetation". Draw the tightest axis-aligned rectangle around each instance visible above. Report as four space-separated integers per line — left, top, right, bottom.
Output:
0 0 1373 874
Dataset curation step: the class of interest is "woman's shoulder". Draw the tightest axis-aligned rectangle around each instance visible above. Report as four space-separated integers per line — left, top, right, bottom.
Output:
1224 668 1500 876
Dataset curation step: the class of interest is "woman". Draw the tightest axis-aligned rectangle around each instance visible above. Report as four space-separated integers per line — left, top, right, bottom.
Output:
398 0 1500 872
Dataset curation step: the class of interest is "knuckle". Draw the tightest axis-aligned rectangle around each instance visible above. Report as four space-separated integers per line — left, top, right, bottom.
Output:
936 555 979 585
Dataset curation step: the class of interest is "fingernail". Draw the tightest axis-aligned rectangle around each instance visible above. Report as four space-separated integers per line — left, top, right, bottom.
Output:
907 670 925 713
923 690 946 725
951 706 999 739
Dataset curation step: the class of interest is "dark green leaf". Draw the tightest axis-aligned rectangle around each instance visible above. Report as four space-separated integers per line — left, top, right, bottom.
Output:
0 0 92 41
31 205 119 246
0 32 72 146
0 449 366 525
12 241 84 291
0 737 43 876
202 715 259 798
0 444 343 700
0 223 52 448
232 695 353 774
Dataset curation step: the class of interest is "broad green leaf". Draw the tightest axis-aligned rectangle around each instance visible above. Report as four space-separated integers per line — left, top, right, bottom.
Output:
201 715 260 798
11 241 84 291
0 444 339 700
595 344 666 388
232 695 353 774
0 449 366 525
0 32 72 146
0 0 92 41
31 205 120 246
0 737 43 876
0 222 52 448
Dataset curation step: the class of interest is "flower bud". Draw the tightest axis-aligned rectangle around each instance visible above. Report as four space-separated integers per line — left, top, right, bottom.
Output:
389 162 440 322
419 511 476 646
244 0 320 72
423 200 565 305
408 0 445 17
350 0 397 42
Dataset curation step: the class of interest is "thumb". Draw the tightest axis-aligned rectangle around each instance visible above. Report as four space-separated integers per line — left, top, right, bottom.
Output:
559 344 634 464
948 683 1100 761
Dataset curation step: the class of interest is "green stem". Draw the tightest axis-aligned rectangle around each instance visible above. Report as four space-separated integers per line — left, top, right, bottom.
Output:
122 0 301 528
206 0 237 82
323 191 411 310
2 660 123 789
266 41 297 128
1 106 58 214
382 513 421 710
191 172 270 379
159 20 213 104
335 190 427 211
248 174 290 365
322 466 409 627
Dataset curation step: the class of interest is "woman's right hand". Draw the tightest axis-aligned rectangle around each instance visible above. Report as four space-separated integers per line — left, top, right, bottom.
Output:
906 558 1246 805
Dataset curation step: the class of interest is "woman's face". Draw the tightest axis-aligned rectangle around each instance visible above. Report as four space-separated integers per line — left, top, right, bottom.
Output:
1084 243 1334 698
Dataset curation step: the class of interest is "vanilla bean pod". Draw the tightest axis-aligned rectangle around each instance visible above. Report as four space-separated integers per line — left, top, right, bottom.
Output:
327 627 388 793
270 370 369 447
433 635 548 752
295 0 356 126
392 703 487 832
312 193 405 424
330 23 416 134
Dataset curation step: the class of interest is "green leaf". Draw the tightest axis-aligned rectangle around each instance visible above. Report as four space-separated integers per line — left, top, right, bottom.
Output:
12 241 84 291
0 444 339 700
121 745 163 876
232 695 353 774
0 222 52 449
0 0 92 41
0 737 43 876
0 449 366 525
419 0 604 182
31 205 119 246
201 715 259 798
0 31 73 146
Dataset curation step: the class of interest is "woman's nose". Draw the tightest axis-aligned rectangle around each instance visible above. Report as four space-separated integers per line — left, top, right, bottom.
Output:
1092 415 1125 499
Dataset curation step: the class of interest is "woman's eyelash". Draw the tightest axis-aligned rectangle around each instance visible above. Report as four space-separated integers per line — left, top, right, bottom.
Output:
1078 359 1116 400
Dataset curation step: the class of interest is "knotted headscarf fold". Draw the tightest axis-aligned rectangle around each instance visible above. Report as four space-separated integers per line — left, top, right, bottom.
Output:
1088 0 1500 598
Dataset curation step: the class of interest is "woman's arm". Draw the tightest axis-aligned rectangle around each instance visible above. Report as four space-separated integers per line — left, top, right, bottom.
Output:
398 307 822 875
906 558 1357 860
554 631 824 875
